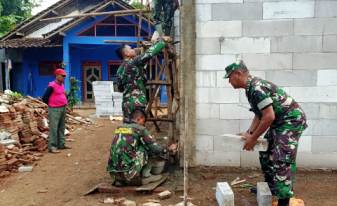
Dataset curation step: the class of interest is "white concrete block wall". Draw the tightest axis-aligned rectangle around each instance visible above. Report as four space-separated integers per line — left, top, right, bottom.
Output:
194 0 337 168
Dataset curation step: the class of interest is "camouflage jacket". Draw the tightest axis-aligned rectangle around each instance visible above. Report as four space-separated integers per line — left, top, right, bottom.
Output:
245 77 307 129
107 123 164 173
116 40 166 99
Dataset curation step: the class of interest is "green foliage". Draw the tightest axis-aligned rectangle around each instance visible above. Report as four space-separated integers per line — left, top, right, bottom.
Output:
67 77 80 111
131 1 145 9
0 0 40 37
8 91 23 102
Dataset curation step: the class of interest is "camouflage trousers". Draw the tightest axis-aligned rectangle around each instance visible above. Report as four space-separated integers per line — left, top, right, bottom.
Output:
260 121 306 199
109 151 149 186
152 0 178 36
122 93 147 123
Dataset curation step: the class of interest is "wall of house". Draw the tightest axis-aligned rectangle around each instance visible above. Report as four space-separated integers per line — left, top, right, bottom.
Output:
13 47 63 97
195 0 337 168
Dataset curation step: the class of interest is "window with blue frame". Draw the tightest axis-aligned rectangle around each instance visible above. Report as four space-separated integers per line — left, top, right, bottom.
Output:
108 61 121 92
39 61 62 76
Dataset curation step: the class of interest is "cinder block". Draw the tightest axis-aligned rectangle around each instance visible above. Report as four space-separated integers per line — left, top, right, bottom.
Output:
293 53 337 70
240 151 260 167
239 119 252 132
317 70 337 86
257 182 272 206
221 37 270 54
212 3 262 20
216 182 234 206
265 70 317 87
196 119 240 136
315 1 337 18
243 19 293 37
271 36 322 53
196 88 240 103
303 120 337 136
196 38 221 55
243 53 292 70
220 104 253 119
213 135 244 152
299 103 320 120
196 4 211 22
239 90 250 104
319 103 337 119
196 54 236 71
196 71 216 88
294 18 337 35
196 21 242 38
312 136 337 153
297 152 337 169
287 86 337 103
323 35 337 52
195 135 214 151
196 103 220 119
195 151 241 166
197 0 243 3
263 1 314 19
298 136 312 153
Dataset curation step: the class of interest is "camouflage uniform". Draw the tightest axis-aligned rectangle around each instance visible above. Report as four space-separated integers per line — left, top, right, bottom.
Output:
152 0 179 36
117 40 166 122
246 77 307 199
107 123 164 185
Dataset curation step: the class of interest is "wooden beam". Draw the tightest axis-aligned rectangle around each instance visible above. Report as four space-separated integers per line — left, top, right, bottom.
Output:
40 9 151 22
51 10 59 16
104 40 139 44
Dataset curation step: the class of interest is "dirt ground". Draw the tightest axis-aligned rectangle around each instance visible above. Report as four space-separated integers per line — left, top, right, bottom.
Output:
0 109 337 206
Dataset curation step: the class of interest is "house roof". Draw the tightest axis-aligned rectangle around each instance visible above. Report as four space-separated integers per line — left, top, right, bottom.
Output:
0 0 143 48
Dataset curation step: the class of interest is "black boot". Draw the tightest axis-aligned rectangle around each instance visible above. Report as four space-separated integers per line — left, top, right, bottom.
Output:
278 198 290 206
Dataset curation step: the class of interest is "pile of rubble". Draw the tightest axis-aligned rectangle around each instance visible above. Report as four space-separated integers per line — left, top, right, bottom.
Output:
0 91 91 176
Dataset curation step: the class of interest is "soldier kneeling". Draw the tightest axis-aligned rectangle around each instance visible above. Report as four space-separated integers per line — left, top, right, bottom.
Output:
107 110 177 186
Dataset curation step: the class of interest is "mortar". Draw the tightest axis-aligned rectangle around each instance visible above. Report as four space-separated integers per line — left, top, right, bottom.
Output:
151 160 166 175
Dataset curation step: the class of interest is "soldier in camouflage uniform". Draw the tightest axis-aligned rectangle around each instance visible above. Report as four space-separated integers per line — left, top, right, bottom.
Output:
115 39 168 123
107 110 176 186
152 0 179 37
224 60 307 206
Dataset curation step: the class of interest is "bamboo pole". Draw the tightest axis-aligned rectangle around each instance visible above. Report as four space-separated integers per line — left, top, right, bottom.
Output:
40 9 151 21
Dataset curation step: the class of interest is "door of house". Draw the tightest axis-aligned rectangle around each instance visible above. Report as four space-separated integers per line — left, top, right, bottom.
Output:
82 62 102 102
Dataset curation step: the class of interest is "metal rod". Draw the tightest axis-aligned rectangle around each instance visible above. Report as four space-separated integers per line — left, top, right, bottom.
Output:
40 9 151 21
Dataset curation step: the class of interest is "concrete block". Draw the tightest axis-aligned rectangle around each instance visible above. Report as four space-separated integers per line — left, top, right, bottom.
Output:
195 151 241 166
265 70 317 87
257 182 272 206
213 135 244 152
243 19 293 37
315 1 337 18
271 36 322 53
299 103 320 120
217 70 265 88
323 35 337 52
298 136 312 152
196 71 216 88
240 151 260 167
196 119 240 136
195 135 214 151
220 104 254 119
239 119 252 132
294 18 337 35
263 1 314 19
221 37 270 54
196 54 236 71
216 182 234 206
212 3 262 20
196 4 211 22
196 103 220 119
196 21 242 38
196 88 240 103
239 90 250 104
303 120 337 136
296 152 337 169
287 86 337 103
197 0 243 3
319 103 337 119
293 53 337 70
317 70 337 86
243 53 292 70
196 38 221 55
312 136 337 153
